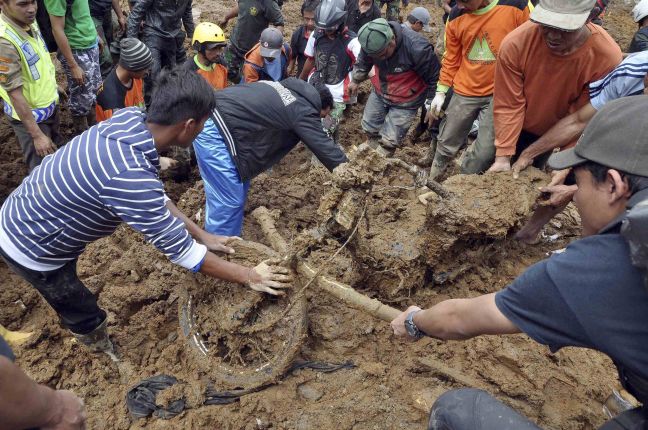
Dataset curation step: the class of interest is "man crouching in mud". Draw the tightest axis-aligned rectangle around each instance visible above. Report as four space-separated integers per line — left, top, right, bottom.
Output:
391 97 648 430
0 69 291 355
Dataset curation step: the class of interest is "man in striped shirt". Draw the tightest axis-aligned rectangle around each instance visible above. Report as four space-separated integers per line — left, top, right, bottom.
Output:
0 69 291 354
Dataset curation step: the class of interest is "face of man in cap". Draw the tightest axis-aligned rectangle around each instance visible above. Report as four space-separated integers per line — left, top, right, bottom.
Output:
370 38 396 60
540 24 591 55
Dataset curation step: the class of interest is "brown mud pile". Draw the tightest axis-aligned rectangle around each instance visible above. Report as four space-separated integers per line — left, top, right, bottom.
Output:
0 0 637 428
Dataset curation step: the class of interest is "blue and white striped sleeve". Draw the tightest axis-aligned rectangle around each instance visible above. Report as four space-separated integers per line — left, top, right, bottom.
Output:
98 169 207 270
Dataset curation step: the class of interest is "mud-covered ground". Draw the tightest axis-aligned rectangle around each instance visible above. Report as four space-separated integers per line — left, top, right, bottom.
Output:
0 1 639 429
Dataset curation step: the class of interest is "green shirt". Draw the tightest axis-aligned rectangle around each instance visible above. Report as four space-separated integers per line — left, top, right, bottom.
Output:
44 0 97 49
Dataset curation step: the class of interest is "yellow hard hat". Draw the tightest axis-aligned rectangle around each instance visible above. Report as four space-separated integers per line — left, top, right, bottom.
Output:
192 22 227 50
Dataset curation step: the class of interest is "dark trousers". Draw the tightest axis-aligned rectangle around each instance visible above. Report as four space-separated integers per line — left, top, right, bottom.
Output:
8 106 63 172
142 33 178 106
0 246 106 335
428 389 647 430
514 130 552 169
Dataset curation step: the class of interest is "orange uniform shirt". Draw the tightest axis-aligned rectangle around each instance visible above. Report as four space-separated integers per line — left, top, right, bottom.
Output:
438 0 530 97
183 55 228 90
95 69 145 122
493 21 622 157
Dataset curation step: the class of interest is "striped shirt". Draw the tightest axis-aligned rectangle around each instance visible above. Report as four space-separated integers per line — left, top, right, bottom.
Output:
589 50 648 111
0 108 206 271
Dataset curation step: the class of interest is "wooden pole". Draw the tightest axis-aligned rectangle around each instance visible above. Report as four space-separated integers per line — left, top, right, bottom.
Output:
251 207 401 322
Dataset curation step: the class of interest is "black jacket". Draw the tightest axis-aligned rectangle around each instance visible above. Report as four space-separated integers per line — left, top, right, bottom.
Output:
629 27 648 54
345 0 381 33
211 78 348 181
352 22 439 108
126 0 194 40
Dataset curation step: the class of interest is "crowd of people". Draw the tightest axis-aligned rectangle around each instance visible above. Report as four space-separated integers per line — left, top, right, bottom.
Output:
0 0 647 427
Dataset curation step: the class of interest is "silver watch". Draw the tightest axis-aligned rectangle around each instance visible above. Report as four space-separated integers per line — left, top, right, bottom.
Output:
404 310 424 340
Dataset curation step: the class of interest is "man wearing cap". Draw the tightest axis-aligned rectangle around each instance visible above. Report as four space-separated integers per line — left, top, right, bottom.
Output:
242 27 291 83
402 7 432 33
95 38 152 121
390 96 648 429
0 0 62 172
348 18 440 156
345 0 381 33
423 0 531 180
219 0 284 83
486 0 621 244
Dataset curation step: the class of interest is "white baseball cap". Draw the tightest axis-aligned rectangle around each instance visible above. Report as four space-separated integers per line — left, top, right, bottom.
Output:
530 0 597 31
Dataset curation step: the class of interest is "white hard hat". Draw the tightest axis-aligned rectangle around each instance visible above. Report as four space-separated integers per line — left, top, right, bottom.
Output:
632 0 648 23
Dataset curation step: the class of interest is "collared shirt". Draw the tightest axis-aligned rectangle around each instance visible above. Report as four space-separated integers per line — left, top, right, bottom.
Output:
0 14 32 91
0 108 206 271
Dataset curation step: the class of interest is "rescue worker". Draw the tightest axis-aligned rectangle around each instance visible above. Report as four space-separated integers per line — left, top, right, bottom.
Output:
392 96 648 430
487 0 621 244
424 0 531 180
219 0 284 83
45 0 101 136
182 22 228 90
0 69 291 355
299 0 361 140
348 18 440 157
95 38 152 121
242 27 291 83
126 0 195 106
0 0 61 172
629 0 648 53
193 78 348 236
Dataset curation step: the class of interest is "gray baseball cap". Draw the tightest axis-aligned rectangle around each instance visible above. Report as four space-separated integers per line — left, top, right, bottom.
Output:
548 96 648 177
259 27 283 59
530 0 596 31
408 7 431 32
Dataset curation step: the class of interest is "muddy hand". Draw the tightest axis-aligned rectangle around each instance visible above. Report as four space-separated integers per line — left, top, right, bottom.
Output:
199 233 241 254
511 153 533 179
487 156 511 172
391 305 422 341
42 390 86 430
537 184 577 208
247 258 293 296
159 157 178 171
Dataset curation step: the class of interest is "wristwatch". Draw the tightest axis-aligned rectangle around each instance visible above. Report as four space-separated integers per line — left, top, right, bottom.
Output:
404 310 425 340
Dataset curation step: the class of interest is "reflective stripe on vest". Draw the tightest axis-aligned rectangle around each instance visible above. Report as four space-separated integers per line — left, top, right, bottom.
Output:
0 19 57 123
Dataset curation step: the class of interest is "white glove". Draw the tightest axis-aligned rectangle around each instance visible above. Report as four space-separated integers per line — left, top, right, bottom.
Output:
426 92 446 119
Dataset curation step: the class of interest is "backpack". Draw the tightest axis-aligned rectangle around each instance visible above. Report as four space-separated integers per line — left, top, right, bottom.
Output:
36 0 75 53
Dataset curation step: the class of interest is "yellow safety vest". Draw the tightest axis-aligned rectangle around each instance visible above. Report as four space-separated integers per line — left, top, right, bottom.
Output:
0 17 58 123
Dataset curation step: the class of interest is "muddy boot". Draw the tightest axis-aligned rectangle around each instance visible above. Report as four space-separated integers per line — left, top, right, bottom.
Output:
429 154 452 181
72 115 89 137
73 319 114 354
417 136 438 167
411 122 427 143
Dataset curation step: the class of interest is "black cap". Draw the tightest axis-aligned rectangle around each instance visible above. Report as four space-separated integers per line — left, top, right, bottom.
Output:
548 96 648 176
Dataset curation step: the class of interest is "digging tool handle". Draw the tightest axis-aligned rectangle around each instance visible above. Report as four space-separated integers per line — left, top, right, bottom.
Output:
251 207 401 322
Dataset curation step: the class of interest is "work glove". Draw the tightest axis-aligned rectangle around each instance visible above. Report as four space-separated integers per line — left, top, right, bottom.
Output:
424 92 446 126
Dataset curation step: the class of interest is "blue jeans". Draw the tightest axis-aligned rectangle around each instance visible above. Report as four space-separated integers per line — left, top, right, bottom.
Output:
193 119 250 236
361 90 418 149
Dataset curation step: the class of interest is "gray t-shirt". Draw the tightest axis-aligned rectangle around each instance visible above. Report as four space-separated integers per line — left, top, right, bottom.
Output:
495 232 648 379
230 0 284 53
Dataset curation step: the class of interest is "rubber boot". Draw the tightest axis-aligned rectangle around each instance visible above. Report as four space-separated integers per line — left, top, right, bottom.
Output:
429 154 452 181
417 136 438 167
72 319 114 353
72 115 89 137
